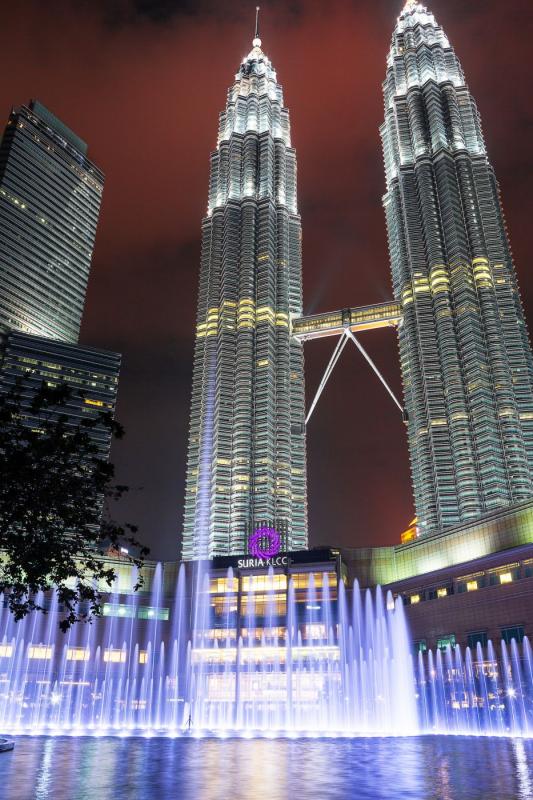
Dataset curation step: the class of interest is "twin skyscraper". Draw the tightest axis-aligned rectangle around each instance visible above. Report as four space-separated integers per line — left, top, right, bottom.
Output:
182 2 533 558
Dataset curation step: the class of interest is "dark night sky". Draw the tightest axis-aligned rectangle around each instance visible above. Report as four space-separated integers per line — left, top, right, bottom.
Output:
1 0 532 560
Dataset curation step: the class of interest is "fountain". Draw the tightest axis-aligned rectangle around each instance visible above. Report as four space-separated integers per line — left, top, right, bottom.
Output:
0 562 531 737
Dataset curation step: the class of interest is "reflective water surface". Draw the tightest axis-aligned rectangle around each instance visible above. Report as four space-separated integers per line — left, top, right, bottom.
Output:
0 735 532 800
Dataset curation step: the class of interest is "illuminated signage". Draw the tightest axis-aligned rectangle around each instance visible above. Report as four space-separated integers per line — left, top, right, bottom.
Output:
248 526 281 559
237 555 289 569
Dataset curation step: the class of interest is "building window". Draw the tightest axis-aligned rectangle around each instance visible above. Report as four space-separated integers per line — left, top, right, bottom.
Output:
466 580 478 592
488 567 518 586
428 586 449 599
138 607 169 621
467 631 488 649
501 626 524 645
28 645 53 659
139 650 148 664
66 647 90 661
410 594 421 605
102 603 135 618
437 635 456 651
290 572 337 590
241 574 287 592
0 645 13 658
210 577 238 593
103 649 127 663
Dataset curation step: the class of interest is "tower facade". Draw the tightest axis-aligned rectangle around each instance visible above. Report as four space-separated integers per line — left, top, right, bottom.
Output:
182 33 307 559
0 101 104 343
381 2 533 535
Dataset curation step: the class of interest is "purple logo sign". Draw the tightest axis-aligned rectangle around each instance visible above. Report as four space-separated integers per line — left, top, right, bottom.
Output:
248 526 282 559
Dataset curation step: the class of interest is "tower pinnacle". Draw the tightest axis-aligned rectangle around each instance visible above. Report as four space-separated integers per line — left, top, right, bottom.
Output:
253 6 261 48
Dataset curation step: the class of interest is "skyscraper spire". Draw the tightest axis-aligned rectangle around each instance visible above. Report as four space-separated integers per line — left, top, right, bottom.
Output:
254 6 260 41
381 3 533 534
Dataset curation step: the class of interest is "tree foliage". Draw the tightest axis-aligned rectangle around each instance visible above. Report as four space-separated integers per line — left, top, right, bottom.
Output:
0 379 149 630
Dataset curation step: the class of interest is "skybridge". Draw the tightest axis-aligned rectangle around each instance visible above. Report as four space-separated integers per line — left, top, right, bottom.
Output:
291 301 402 342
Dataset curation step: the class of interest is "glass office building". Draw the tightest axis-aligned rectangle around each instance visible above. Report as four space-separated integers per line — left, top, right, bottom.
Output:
0 100 118 463
0 331 120 460
381 2 533 535
182 33 307 559
0 100 104 343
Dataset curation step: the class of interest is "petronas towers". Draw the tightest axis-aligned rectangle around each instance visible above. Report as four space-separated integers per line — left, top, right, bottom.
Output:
182 3 533 558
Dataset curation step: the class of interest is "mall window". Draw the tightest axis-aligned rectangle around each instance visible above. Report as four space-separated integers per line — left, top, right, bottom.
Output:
212 598 238 616
501 626 524 645
0 645 13 658
437 634 456 651
241 574 287 592
488 566 519 586
209 577 238 594
303 624 327 640
66 648 90 661
103 649 127 663
457 573 485 593
28 645 53 659
102 603 135 618
428 587 449 599
467 631 488 649
290 572 337 590
139 651 148 664
241 595 286 617
138 607 169 621
209 628 238 641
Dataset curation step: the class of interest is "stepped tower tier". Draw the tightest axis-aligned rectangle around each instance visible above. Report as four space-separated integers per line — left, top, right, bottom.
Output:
381 2 533 534
182 32 307 559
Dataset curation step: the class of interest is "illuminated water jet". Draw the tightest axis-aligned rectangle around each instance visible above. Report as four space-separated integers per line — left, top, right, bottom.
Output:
0 563 531 737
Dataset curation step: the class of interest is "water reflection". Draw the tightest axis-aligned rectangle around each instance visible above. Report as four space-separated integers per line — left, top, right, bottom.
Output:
0 736 531 800
514 739 533 799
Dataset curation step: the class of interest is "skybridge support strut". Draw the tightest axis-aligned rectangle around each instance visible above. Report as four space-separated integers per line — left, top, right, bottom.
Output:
344 328 404 416
305 328 405 425
305 333 349 425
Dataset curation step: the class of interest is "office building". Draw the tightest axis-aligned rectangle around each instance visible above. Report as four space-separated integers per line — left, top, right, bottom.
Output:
0 331 120 459
0 100 104 343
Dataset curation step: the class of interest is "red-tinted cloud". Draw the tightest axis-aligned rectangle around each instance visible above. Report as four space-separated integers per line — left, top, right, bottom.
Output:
1 0 532 559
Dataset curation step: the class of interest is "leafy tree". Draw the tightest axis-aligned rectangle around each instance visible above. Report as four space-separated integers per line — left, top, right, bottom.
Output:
0 379 149 631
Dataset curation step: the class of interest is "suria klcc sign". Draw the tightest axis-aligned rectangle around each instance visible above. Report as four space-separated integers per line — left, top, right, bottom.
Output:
237 526 288 568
